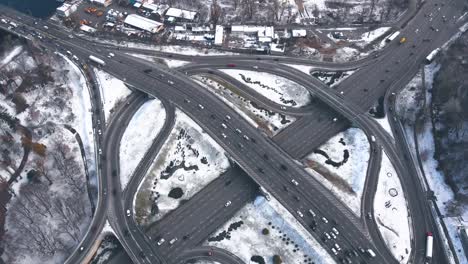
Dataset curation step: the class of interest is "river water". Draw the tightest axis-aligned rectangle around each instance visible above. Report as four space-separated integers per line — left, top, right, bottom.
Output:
0 0 61 18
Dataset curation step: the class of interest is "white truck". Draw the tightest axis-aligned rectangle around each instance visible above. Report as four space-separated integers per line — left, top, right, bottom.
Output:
89 55 106 66
426 232 433 259
425 48 440 64
385 31 400 42
367 249 376 258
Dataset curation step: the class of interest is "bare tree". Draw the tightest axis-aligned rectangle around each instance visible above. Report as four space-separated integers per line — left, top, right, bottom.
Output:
210 0 222 25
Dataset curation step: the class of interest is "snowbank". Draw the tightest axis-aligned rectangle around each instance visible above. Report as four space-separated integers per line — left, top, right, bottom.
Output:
304 128 370 215
94 69 132 121
128 53 190 68
119 99 166 189
220 69 311 108
374 152 411 263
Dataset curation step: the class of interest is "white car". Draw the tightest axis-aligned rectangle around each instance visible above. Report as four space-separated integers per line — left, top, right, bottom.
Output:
334 243 341 251
225 201 232 207
297 211 304 218
308 209 316 217
221 123 227 129
225 115 231 120
221 133 227 138
235 128 242 134
169 238 178 245
243 135 250 141
198 104 204 109
291 179 299 186
126 209 131 217
324 232 331 240
322 217 329 224
98 148 102 155
157 238 165 246
332 227 339 235
331 248 338 255
330 232 337 239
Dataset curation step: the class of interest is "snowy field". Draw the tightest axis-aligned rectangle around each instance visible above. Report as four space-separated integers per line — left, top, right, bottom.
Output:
128 53 190 68
206 196 334 264
134 110 230 226
374 152 411 263
90 235 121 264
94 69 132 121
193 75 296 136
303 128 370 215
311 70 355 87
220 69 311 108
119 99 166 189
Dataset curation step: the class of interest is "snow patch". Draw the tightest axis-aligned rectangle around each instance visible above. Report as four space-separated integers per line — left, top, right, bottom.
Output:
120 99 166 189
304 128 370 215
374 151 412 263
94 69 132 122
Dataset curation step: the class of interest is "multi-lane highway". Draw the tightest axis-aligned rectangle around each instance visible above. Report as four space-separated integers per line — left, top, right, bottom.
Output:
0 0 467 263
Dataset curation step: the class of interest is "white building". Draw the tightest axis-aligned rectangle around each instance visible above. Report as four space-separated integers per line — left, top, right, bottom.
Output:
90 0 113 7
292 29 307 37
214 25 224 45
231 25 274 38
124 14 164 33
56 3 78 17
165 8 198 22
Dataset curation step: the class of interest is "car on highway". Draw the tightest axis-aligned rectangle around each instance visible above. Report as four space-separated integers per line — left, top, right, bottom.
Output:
207 251 213 256
297 210 304 218
308 209 316 217
226 63 236 67
291 179 299 186
253 65 259 69
332 227 339 235
79 246 84 251
367 212 373 220
225 200 232 207
167 80 175 85
126 209 131 217
157 238 165 245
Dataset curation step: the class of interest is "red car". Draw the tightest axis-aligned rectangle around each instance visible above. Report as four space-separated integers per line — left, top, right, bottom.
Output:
207 251 213 256
226 63 236 67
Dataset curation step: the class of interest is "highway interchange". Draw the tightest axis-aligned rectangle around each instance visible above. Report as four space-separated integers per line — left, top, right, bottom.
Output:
0 0 467 263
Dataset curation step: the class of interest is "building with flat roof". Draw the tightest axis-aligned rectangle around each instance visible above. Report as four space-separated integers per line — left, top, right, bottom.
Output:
165 8 198 22
124 14 164 33
90 0 113 7
56 3 78 17
214 25 224 45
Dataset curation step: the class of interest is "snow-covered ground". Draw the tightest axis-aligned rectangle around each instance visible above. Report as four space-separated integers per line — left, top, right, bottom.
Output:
134 110 230 226
94 69 132 121
303 128 370 215
408 62 468 263
193 75 296 136
327 27 391 48
0 45 23 68
128 53 190 68
206 196 334 264
334 47 369 63
119 99 166 189
89 235 121 264
374 151 411 263
373 116 394 139
1 49 96 264
220 69 311 108
311 70 355 87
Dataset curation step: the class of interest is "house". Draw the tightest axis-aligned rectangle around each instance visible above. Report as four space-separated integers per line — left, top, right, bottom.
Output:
165 8 198 22
124 14 164 33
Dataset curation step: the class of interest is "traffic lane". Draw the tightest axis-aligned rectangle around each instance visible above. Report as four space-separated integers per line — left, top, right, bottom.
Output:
159 180 257 257
103 93 156 264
